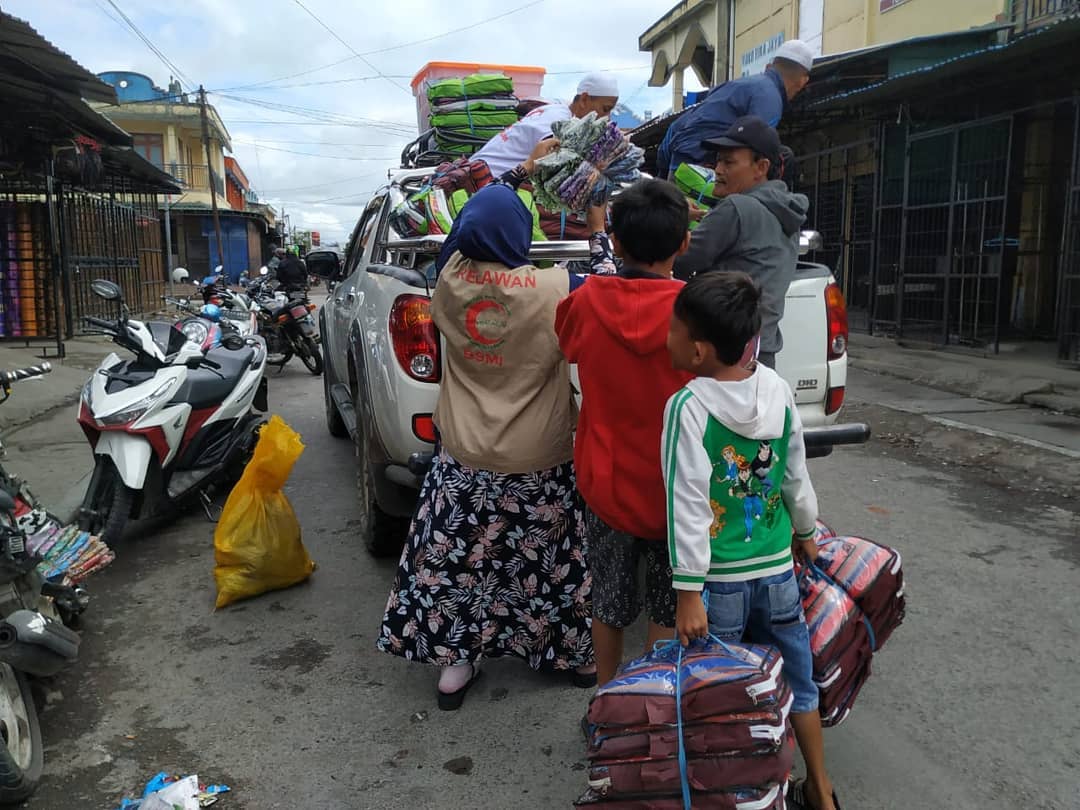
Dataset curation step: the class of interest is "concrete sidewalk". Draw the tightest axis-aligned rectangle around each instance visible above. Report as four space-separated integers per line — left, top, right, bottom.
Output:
0 336 112 433
848 333 1080 416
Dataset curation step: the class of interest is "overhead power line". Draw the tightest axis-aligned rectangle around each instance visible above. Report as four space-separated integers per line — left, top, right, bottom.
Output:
262 189 379 206
225 120 396 127
290 0 409 93
213 93 416 136
216 62 649 95
231 137 392 147
358 0 544 57
258 174 382 194
217 0 543 93
99 0 195 91
231 140 399 161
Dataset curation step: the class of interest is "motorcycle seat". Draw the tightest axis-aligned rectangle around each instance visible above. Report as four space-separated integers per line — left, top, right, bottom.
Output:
172 346 257 410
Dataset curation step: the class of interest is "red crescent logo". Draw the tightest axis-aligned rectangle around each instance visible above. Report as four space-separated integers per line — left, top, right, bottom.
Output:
465 299 508 347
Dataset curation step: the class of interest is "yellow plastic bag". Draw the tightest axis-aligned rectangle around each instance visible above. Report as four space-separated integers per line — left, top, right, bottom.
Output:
213 415 316 608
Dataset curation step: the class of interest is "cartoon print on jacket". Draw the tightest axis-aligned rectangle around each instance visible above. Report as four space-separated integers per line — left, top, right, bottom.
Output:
750 441 776 497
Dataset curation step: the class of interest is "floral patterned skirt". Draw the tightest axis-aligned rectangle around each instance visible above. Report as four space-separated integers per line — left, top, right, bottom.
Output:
376 446 593 671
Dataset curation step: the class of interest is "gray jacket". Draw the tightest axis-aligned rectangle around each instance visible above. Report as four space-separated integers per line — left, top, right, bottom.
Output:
674 180 809 354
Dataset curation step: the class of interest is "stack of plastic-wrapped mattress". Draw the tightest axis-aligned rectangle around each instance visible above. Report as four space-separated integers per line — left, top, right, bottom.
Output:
425 73 520 156
796 522 906 726
672 163 719 229
578 640 794 809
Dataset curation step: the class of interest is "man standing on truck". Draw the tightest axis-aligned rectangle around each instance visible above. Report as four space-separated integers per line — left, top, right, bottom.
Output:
656 39 814 180
673 116 808 370
472 72 620 176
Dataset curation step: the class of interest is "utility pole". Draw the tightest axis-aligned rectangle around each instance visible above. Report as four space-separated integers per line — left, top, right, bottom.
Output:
198 85 224 267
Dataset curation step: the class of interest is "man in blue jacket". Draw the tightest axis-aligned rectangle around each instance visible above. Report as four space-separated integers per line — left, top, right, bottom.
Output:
657 39 814 179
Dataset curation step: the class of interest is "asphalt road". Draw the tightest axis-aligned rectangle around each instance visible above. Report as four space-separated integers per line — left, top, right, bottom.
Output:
7 361 1079 809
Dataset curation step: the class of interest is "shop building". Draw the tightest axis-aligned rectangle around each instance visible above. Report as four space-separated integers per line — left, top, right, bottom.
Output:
93 72 279 283
0 11 178 354
634 2 1080 364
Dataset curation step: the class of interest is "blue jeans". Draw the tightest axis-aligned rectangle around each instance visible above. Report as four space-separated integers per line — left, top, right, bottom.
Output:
705 569 819 713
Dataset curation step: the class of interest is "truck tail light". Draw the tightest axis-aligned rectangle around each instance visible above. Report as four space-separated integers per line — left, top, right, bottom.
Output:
389 295 440 382
825 283 848 360
412 414 436 443
825 386 845 415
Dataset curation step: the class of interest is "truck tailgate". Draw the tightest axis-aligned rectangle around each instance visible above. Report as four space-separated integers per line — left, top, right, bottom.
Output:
775 276 828 408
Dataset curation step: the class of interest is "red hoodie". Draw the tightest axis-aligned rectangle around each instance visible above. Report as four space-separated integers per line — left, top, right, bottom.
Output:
555 272 692 541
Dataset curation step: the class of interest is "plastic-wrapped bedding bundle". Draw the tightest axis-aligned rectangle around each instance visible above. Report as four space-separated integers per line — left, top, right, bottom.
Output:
425 73 520 157
578 639 793 809
798 568 874 727
575 784 787 810
793 529 905 726
426 74 514 102
673 163 720 208
811 535 905 647
533 113 644 212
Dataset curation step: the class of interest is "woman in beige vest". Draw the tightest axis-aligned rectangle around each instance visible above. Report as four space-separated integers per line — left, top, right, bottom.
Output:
377 178 610 710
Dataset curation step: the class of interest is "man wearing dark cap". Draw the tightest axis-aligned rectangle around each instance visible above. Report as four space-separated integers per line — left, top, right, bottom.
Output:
673 116 809 370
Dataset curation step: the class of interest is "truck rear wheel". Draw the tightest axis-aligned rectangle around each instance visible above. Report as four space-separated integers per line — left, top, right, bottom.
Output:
354 424 408 558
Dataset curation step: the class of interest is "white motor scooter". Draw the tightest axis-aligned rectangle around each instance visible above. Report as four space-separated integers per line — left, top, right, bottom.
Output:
76 279 268 544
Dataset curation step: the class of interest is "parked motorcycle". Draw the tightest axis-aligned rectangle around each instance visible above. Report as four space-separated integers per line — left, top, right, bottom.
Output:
77 279 269 545
247 267 323 375
0 362 85 804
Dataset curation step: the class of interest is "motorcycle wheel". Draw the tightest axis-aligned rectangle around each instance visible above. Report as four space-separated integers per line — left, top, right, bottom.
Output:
0 665 42 804
297 336 323 376
78 457 135 546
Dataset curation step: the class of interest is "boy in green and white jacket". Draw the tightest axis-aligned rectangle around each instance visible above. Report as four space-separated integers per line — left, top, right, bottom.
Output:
661 271 839 810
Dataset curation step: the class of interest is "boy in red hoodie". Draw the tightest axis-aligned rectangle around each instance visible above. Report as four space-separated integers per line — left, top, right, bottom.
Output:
555 179 693 687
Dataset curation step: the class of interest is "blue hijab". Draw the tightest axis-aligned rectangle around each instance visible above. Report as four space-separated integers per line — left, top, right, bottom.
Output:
435 183 531 273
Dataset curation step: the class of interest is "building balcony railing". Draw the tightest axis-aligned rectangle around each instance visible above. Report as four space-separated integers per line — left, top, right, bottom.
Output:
168 163 226 196
1013 0 1080 30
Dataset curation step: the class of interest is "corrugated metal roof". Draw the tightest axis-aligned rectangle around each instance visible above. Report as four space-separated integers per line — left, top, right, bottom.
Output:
805 14 1080 108
630 16 1078 148
101 147 182 193
0 12 117 103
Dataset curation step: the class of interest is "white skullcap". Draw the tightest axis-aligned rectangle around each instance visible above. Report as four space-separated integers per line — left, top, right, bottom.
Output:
576 72 619 98
774 39 815 72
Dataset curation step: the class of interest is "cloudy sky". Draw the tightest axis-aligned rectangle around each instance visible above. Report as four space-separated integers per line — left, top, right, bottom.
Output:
11 0 703 244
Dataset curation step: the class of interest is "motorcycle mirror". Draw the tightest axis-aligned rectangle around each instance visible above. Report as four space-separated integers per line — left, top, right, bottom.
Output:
90 279 122 302
259 266 269 276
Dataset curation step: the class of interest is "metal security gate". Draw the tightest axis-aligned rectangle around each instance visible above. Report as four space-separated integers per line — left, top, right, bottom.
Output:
1059 101 1080 364
795 139 877 332
60 184 166 331
896 117 1012 350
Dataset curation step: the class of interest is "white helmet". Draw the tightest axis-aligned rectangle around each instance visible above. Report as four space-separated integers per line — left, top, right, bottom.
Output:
171 267 189 284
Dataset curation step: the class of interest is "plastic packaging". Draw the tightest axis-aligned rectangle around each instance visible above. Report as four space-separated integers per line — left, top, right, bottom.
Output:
213 416 315 608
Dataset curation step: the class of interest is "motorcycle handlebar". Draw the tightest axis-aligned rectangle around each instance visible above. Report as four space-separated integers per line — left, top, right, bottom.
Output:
0 362 53 386
84 315 116 331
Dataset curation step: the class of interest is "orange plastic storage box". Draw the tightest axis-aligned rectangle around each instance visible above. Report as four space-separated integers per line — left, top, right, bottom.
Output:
411 61 546 130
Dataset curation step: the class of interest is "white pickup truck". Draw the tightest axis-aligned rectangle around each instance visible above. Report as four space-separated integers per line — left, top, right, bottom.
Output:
317 168 854 556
